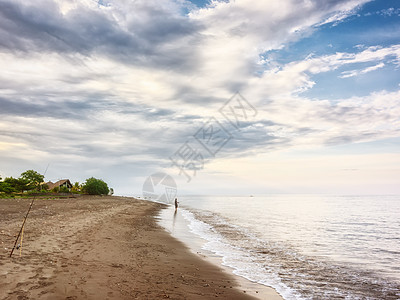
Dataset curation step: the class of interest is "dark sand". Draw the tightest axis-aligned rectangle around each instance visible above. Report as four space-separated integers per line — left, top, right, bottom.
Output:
0 195 278 299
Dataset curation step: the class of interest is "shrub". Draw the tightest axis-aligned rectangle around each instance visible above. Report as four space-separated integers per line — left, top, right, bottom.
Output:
3 177 30 193
59 186 70 193
71 182 81 193
82 177 109 195
0 182 15 194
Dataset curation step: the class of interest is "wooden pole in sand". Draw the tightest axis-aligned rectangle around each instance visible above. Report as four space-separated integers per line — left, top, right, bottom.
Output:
19 222 24 257
10 197 35 258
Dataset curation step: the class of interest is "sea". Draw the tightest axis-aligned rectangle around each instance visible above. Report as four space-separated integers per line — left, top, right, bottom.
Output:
157 194 400 300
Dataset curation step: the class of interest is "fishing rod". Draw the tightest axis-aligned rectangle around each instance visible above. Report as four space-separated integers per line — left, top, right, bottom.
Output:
9 196 36 258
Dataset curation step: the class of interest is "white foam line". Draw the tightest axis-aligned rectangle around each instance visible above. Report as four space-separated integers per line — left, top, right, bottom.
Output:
180 208 304 300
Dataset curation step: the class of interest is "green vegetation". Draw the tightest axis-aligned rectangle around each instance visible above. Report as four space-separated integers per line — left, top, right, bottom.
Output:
0 170 45 194
1 175 30 194
20 170 44 190
82 177 109 195
71 182 82 193
59 186 70 193
0 170 113 197
0 177 16 194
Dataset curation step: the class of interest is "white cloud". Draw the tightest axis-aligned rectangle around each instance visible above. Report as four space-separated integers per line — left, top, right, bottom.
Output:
249 45 400 97
317 0 370 26
1 0 399 193
340 62 385 78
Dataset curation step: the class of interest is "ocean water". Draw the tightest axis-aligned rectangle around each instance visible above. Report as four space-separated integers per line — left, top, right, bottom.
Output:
158 195 400 299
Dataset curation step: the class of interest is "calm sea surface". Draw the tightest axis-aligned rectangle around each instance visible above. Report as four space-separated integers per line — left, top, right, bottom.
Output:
158 195 400 299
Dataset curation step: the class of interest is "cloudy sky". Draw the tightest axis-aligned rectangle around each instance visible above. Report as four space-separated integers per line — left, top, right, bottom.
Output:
0 0 399 195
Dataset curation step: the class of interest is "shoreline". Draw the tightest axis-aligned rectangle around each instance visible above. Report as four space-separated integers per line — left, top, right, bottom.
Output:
0 195 263 299
157 205 283 300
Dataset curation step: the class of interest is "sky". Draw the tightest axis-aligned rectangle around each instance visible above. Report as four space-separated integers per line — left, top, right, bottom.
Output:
0 0 399 196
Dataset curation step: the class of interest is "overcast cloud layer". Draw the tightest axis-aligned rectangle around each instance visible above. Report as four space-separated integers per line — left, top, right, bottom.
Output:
1 0 399 194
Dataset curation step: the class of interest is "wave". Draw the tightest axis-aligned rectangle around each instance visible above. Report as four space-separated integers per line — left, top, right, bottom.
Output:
180 207 400 300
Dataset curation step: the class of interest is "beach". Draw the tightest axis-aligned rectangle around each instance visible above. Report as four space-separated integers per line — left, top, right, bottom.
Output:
0 195 280 299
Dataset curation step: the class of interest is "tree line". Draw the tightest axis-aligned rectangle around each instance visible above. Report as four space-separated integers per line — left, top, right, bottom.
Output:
0 170 112 196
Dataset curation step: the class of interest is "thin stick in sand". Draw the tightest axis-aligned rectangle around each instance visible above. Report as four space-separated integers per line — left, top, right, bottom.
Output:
10 196 35 258
19 222 25 257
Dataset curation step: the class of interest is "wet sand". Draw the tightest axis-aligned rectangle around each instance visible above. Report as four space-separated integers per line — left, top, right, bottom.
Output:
0 195 275 299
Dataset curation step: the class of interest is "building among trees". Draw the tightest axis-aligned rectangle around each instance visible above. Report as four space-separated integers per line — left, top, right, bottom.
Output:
44 179 73 192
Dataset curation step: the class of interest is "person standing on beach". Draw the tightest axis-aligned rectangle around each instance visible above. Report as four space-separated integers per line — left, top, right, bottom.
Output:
174 198 178 211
